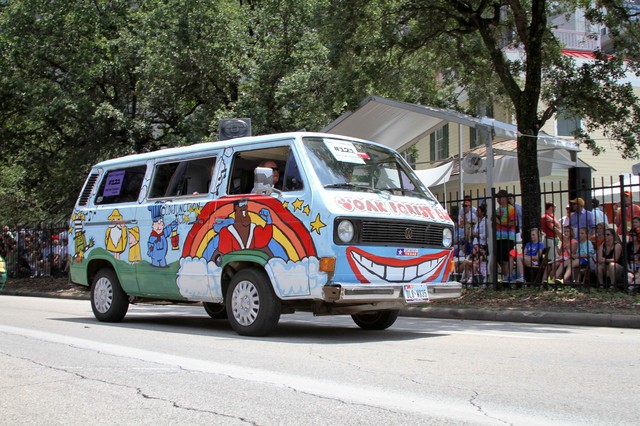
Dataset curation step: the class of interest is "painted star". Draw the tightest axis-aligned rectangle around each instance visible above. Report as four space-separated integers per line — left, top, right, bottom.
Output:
303 205 311 216
310 214 326 235
282 201 289 209
292 198 304 212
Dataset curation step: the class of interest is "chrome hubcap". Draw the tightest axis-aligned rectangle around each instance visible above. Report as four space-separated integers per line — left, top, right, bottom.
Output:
94 277 113 314
231 280 259 326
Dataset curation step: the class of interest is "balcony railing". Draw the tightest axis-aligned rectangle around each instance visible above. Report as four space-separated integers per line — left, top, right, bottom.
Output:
552 28 601 51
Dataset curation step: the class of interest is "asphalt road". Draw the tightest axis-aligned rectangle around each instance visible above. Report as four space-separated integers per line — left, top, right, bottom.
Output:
1 295 639 425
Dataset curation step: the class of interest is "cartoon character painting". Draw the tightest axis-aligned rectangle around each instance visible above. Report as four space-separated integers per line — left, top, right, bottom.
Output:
105 209 127 260
147 203 178 267
72 212 94 262
128 226 141 263
212 198 274 260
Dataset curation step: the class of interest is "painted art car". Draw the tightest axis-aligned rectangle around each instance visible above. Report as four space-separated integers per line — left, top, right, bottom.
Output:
69 132 461 336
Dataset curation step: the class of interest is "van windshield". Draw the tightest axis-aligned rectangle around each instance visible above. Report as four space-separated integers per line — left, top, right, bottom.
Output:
301 137 437 202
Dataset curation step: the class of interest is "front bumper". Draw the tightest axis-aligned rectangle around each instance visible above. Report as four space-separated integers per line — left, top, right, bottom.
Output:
322 282 462 303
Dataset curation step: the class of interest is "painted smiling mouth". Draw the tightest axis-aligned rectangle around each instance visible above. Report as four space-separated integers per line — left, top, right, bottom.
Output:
346 247 451 283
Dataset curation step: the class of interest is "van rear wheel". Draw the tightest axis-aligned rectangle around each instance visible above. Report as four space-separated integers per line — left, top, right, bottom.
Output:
91 268 129 322
203 302 227 319
351 310 399 330
226 268 281 336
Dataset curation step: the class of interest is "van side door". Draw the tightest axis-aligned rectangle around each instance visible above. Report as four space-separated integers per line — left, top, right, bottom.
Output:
223 143 313 298
136 155 218 299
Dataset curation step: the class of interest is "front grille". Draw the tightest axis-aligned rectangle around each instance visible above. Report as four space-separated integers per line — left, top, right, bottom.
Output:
360 219 449 247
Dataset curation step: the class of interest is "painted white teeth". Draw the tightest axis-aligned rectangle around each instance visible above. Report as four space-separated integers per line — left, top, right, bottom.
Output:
350 251 445 283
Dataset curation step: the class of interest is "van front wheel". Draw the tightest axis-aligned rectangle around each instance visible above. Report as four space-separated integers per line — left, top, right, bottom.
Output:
351 310 399 330
91 268 129 322
226 269 281 336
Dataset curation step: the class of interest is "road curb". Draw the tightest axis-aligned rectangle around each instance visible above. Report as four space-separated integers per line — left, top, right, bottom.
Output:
402 307 640 329
3 290 640 329
1 290 90 301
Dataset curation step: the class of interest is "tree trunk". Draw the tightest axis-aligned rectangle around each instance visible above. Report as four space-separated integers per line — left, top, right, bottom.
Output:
516 124 542 244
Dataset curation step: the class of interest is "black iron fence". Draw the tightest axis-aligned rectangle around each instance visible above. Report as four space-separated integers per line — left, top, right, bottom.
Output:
441 174 640 291
2 174 640 293
0 223 69 279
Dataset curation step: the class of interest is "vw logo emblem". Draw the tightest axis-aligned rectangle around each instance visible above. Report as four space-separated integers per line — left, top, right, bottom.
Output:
405 227 413 240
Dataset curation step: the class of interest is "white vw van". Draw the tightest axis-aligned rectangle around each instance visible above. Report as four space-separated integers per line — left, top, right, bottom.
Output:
69 132 461 336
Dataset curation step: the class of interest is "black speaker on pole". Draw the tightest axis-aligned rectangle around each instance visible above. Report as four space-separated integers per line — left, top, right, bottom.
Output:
568 167 592 208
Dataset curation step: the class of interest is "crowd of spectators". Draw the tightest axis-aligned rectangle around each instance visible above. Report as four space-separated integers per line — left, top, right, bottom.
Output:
0 225 69 279
451 189 640 292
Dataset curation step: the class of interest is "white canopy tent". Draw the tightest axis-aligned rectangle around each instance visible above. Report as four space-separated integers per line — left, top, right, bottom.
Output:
414 159 454 187
592 174 640 204
322 96 582 186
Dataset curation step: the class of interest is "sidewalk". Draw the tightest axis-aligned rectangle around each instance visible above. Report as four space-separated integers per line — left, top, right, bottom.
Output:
402 306 640 329
3 285 640 329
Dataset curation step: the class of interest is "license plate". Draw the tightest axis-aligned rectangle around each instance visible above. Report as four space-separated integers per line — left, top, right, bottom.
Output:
403 284 429 303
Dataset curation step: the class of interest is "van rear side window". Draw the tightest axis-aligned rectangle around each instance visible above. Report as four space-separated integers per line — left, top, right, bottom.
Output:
149 157 216 198
95 165 146 205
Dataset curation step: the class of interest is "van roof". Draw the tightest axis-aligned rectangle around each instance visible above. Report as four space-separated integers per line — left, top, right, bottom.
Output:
93 131 373 168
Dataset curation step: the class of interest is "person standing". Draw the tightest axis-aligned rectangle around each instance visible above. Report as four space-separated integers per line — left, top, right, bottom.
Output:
591 199 609 225
508 193 523 242
472 204 487 248
458 195 477 241
568 197 595 238
615 191 640 239
495 189 517 283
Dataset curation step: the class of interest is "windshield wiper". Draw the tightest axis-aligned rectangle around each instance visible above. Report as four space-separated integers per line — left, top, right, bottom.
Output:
383 187 427 199
324 183 359 189
324 183 387 195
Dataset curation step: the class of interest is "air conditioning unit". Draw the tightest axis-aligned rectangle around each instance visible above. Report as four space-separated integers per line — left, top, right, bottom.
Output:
461 153 486 174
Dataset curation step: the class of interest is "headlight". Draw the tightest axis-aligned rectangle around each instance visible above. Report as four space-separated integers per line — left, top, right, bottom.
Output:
442 228 453 248
337 220 355 243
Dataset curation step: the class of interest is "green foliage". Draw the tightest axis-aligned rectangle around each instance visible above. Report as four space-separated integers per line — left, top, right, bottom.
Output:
1 0 639 225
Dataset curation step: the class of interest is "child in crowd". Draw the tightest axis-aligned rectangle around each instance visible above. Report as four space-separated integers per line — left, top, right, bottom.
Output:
564 227 595 284
462 243 487 285
554 227 578 285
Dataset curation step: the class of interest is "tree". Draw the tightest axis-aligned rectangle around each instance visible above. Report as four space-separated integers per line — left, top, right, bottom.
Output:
322 0 640 239
0 0 335 223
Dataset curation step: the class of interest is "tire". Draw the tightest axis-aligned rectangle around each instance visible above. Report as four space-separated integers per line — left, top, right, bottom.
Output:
226 268 281 336
203 302 227 320
91 268 129 322
351 310 399 330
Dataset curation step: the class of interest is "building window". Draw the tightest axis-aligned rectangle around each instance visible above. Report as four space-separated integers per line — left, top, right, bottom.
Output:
557 108 581 137
430 125 449 161
469 128 481 148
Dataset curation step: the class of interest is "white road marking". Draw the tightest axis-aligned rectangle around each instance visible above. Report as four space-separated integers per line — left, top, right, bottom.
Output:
0 324 547 424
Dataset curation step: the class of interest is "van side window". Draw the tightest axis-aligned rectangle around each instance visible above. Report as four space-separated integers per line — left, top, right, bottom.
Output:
228 146 302 194
95 165 146 205
149 156 216 198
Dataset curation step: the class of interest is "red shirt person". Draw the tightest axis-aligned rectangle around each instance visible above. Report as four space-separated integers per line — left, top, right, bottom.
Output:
615 191 640 238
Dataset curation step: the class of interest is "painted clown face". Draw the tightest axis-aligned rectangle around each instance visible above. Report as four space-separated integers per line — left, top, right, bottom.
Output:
346 247 450 283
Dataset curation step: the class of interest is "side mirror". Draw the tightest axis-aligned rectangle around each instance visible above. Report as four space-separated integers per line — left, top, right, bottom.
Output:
254 167 274 195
